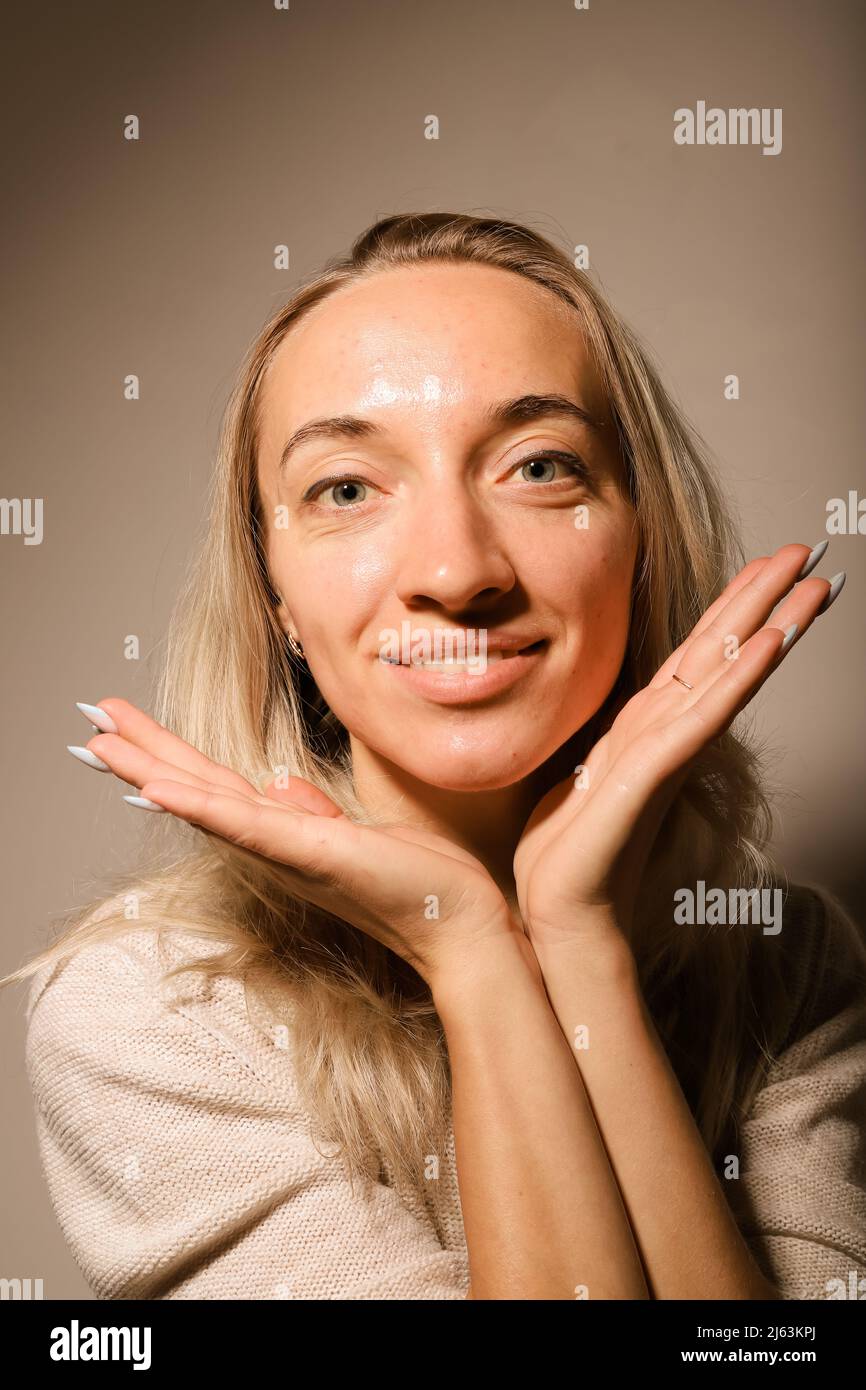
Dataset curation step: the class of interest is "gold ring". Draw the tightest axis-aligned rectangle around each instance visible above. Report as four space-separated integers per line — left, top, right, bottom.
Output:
671 673 694 690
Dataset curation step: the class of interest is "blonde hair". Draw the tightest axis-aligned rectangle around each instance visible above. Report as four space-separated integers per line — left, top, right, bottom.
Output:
5 212 794 1201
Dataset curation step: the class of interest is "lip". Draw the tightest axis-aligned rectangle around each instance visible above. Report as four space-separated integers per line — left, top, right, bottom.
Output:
376 639 548 705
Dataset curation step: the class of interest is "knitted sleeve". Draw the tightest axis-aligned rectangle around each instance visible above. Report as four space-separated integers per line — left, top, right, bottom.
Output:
731 883 866 1300
24 928 470 1301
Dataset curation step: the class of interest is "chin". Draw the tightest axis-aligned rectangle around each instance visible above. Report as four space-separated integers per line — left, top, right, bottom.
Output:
385 730 558 793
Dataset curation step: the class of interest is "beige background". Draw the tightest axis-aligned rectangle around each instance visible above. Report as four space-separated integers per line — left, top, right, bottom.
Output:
2 0 864 1298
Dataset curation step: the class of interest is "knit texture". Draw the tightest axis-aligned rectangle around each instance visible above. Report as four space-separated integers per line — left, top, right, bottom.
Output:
24 882 866 1300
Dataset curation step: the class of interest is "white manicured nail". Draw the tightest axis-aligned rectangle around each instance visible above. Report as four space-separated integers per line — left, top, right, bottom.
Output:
796 540 828 580
817 571 845 615
123 795 166 812
76 702 118 734
781 623 798 652
67 744 111 772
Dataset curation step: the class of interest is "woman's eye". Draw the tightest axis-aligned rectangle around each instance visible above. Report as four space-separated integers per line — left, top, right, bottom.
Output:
306 476 372 508
329 480 368 507
513 452 588 485
304 453 586 509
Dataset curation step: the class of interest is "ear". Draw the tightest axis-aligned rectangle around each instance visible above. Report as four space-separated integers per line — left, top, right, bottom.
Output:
271 587 296 637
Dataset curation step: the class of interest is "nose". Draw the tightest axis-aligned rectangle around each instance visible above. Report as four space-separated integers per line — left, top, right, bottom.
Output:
394 479 516 613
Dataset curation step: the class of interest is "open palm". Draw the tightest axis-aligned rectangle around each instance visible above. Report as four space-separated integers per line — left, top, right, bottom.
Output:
514 543 840 950
76 699 513 987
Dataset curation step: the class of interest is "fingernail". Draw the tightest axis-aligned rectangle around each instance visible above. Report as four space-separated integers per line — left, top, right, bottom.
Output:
796 539 829 580
67 744 111 772
781 623 798 652
76 702 118 734
123 795 166 812
817 571 846 615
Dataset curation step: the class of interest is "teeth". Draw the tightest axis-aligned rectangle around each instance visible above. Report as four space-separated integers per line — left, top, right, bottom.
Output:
414 662 487 671
383 650 516 668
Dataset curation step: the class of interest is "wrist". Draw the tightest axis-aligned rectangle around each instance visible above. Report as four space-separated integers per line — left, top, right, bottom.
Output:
529 909 638 983
429 921 544 1021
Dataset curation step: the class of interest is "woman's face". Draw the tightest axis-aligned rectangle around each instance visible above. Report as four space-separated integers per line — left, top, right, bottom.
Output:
258 262 638 792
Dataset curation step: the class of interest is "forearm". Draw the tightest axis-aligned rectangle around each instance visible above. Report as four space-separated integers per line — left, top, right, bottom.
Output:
432 928 649 1300
532 923 778 1300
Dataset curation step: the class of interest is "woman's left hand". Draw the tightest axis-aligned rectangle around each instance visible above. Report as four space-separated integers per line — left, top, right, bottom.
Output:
513 542 842 956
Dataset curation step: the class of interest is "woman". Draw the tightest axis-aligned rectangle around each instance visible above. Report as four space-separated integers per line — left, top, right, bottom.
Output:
7 212 865 1300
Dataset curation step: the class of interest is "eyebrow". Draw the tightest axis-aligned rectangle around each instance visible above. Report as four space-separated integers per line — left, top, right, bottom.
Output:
277 394 605 475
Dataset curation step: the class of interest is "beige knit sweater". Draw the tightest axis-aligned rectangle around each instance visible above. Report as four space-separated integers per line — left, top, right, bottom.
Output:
24 882 866 1300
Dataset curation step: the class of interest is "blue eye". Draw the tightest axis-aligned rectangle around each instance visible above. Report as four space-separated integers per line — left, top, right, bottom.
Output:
515 451 588 484
329 480 368 507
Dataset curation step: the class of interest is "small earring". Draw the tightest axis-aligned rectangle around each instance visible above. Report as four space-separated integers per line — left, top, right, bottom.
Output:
288 632 306 661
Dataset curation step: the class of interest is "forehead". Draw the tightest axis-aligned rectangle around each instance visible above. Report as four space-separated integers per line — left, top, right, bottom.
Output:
258 263 608 431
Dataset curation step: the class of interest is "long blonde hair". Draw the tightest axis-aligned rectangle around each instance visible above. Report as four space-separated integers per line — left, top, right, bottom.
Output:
5 212 795 1201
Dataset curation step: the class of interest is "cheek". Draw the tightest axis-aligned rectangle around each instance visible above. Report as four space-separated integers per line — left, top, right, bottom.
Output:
540 528 637 702
280 535 393 639
280 542 398 721
526 520 636 625
580 549 635 633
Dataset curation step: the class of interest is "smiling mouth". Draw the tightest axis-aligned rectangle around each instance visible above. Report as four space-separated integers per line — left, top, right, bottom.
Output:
379 639 546 670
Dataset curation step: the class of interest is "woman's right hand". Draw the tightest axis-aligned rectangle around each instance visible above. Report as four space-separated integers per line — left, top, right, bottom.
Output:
75 698 516 990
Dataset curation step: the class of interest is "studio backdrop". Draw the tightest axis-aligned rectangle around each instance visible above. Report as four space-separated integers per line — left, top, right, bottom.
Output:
2 0 864 1302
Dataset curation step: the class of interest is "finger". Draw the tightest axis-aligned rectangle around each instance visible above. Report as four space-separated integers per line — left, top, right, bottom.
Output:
586 627 787 866
88 698 257 799
745 575 830 662
83 732 261 800
88 702 343 817
262 775 344 818
135 778 344 878
678 623 793 744
664 578 827 705
650 557 770 688
661 543 829 689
